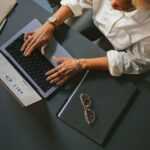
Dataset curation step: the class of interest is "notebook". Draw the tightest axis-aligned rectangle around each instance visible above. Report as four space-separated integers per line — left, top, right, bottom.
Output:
0 18 7 32
0 0 17 24
58 71 137 145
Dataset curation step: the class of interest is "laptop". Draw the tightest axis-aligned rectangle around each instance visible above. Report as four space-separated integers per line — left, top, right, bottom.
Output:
0 18 72 106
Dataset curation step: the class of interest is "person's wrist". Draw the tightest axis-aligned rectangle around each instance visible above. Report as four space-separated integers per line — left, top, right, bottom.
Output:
46 16 60 31
45 21 56 31
78 59 87 70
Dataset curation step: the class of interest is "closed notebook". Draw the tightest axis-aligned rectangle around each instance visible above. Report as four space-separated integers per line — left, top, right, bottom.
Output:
0 0 17 24
58 71 136 145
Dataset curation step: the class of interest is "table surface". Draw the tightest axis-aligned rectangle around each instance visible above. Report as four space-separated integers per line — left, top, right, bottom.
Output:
0 0 150 150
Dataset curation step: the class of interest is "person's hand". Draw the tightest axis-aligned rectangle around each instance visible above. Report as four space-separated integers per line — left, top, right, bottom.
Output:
21 22 55 56
45 56 80 85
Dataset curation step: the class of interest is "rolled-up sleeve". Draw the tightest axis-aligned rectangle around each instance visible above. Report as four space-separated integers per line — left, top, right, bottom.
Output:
107 37 150 76
60 0 93 16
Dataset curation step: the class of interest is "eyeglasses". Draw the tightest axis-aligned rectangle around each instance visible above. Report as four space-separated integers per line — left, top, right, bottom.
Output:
80 93 96 125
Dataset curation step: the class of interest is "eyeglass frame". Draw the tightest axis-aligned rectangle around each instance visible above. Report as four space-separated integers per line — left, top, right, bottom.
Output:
80 93 96 125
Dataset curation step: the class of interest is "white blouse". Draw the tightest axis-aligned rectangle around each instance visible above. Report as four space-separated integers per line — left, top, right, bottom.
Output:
61 0 150 76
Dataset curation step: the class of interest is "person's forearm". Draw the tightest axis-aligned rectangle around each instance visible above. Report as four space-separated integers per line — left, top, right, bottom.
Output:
45 5 73 29
79 57 109 71
53 5 73 27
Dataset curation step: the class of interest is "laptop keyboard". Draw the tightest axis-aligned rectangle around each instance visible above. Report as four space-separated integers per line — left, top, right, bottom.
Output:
5 33 54 92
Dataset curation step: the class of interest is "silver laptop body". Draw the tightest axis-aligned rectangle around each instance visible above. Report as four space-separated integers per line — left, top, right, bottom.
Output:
0 18 71 106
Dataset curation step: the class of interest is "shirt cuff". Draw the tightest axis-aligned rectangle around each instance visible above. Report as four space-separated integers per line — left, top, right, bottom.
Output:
61 0 83 16
107 50 124 76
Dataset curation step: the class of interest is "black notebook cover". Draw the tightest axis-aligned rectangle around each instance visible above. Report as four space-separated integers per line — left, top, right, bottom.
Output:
58 71 136 145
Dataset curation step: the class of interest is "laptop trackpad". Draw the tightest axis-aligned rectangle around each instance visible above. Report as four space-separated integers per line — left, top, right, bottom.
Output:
45 38 72 67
